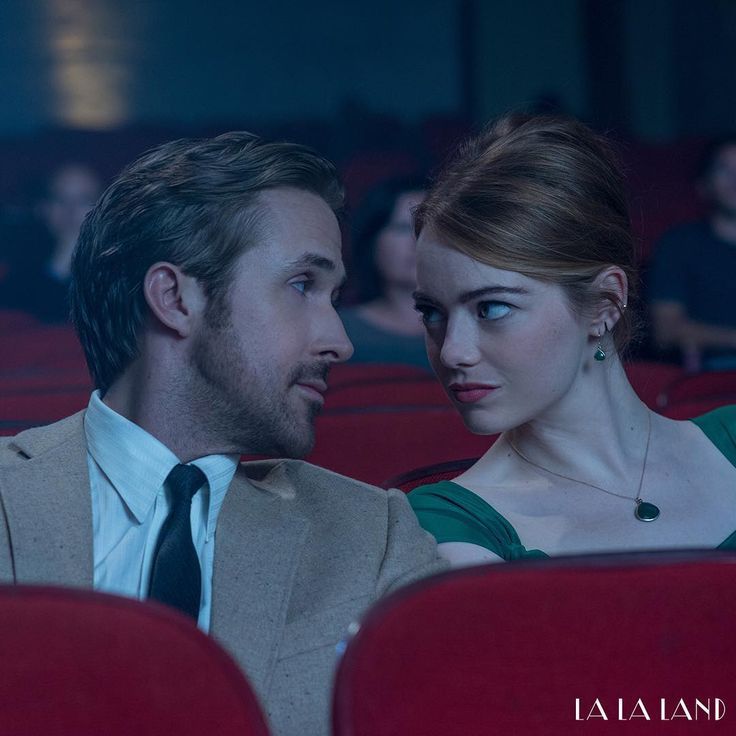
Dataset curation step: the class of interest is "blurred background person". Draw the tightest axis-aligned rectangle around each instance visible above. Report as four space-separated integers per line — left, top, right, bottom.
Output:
649 136 736 371
0 162 102 322
341 176 430 368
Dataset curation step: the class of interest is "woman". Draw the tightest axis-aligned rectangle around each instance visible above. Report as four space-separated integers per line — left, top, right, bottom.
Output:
408 115 736 565
340 176 430 369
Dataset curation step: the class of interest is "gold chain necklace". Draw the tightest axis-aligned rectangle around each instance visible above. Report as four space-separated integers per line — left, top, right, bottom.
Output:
506 413 660 522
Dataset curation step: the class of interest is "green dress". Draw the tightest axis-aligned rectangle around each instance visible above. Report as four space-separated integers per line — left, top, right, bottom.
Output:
408 406 736 560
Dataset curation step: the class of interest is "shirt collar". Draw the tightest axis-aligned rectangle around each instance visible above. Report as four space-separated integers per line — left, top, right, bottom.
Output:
84 390 238 539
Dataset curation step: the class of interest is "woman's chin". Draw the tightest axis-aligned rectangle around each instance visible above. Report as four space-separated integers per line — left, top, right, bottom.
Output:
459 412 508 437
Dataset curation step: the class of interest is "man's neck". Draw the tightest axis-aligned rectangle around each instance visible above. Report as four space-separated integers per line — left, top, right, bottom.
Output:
103 366 240 463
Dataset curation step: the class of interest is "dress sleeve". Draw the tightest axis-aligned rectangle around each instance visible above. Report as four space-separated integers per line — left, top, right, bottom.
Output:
408 482 548 561
690 405 736 468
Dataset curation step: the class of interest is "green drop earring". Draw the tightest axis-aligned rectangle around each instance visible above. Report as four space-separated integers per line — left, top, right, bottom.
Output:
594 324 607 361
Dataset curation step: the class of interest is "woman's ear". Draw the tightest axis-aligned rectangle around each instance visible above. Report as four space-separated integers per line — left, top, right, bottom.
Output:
589 266 628 338
143 262 206 338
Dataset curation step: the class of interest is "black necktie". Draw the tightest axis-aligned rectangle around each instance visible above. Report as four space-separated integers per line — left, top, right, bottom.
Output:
148 463 206 620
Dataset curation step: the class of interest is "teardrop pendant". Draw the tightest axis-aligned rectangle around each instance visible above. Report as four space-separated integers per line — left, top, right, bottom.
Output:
594 346 606 361
634 499 660 522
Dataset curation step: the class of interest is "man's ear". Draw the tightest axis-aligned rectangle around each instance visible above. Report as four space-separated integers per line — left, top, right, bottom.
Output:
143 262 206 338
589 266 628 338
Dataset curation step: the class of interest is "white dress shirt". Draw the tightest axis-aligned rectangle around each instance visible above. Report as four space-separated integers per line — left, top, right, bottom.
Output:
84 390 238 631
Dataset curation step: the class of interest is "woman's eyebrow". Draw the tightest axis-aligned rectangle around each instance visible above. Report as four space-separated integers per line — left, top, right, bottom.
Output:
413 286 529 304
457 286 529 303
412 290 439 304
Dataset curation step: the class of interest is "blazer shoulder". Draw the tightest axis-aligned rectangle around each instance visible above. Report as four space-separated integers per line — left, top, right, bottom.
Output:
241 456 387 500
0 412 86 465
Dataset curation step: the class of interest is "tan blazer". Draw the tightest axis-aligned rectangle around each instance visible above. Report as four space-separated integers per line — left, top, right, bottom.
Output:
0 412 445 736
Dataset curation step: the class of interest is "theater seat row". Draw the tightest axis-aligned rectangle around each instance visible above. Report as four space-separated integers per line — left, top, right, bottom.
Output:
4 548 735 735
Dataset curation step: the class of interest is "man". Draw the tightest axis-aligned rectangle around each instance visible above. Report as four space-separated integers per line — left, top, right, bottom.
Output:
0 133 443 735
649 136 736 370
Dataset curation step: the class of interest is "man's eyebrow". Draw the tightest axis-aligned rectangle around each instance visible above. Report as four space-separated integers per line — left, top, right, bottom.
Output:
413 286 529 304
288 253 337 271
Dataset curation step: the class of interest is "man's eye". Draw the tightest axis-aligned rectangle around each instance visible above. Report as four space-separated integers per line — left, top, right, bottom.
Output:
478 301 511 320
290 279 312 295
414 303 444 325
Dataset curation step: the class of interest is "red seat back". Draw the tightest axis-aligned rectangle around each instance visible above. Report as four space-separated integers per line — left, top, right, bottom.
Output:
661 396 736 420
324 376 449 411
623 361 682 409
0 586 270 735
658 370 736 408
333 551 736 736
308 408 490 485
327 363 429 388
0 324 87 374
381 457 480 491
0 388 90 434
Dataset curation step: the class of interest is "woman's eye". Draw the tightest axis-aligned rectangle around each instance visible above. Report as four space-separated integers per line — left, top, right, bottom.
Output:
478 301 511 320
414 304 444 325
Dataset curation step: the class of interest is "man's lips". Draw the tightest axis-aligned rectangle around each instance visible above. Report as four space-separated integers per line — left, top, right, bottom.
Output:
448 383 499 403
295 379 327 402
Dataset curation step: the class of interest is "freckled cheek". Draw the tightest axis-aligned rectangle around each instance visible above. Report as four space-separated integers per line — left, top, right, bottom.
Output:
489 320 572 383
519 321 580 390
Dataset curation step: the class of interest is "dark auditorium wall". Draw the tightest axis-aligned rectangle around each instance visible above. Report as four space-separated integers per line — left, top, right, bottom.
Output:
1 1 735 143
0 1 461 134
583 0 736 141
472 0 588 123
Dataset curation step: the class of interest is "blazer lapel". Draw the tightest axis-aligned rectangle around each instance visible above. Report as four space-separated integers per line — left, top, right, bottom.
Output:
210 463 309 696
0 415 93 587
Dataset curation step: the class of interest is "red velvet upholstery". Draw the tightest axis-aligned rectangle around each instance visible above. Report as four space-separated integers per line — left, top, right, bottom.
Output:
0 388 90 434
0 325 86 373
327 363 429 388
0 309 41 333
623 361 682 409
333 551 736 736
381 457 480 491
308 408 490 484
324 376 449 411
657 370 736 408
0 586 270 735
661 396 736 420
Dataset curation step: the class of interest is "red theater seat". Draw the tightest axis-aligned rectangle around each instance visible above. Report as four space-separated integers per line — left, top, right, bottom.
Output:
660 396 736 420
308 408 490 485
0 586 270 735
324 376 449 411
327 363 429 388
623 361 682 409
0 325 86 374
333 550 736 736
0 387 90 434
0 309 41 333
381 457 479 492
657 370 736 408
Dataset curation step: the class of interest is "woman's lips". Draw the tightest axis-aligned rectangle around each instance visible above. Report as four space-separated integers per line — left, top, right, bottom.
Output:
448 383 498 403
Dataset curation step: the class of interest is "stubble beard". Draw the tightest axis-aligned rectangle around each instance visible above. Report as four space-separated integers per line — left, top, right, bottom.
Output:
190 322 325 458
